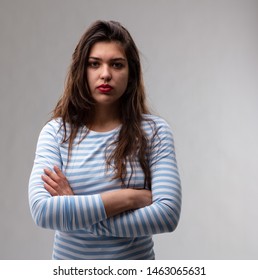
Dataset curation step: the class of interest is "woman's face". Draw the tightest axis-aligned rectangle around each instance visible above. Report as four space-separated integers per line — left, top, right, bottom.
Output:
87 41 129 110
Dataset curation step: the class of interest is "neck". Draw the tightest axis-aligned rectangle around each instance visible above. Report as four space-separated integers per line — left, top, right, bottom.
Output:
90 104 121 132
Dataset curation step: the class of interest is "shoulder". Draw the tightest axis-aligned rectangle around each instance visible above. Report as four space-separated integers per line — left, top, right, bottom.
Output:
38 118 67 143
40 118 63 134
142 115 176 158
142 114 173 136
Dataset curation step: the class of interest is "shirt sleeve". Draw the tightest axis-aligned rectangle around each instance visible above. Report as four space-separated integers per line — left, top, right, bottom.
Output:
28 121 107 231
89 121 182 237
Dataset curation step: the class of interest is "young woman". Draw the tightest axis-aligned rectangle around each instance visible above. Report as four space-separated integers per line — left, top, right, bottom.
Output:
29 20 181 260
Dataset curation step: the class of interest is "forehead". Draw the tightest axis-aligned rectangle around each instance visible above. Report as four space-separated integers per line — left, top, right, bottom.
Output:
89 41 127 59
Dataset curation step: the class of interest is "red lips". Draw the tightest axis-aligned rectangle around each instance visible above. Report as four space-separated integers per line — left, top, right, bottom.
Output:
97 84 113 93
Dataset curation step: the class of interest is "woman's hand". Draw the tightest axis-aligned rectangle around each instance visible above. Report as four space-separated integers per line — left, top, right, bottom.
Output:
41 166 151 218
41 166 74 196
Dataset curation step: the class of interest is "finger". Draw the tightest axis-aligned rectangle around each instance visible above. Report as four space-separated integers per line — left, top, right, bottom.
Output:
41 174 58 189
44 168 60 182
53 165 66 179
44 183 58 196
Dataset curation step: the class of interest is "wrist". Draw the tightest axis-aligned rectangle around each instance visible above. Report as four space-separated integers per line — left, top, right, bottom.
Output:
125 189 138 210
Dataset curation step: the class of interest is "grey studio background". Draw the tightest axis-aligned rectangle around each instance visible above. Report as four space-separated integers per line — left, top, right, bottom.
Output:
1 0 258 259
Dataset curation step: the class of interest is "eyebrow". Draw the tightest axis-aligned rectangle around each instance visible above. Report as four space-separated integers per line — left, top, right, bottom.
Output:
88 57 127 62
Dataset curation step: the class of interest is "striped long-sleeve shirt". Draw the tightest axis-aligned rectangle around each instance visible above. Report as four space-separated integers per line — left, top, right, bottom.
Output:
28 114 181 259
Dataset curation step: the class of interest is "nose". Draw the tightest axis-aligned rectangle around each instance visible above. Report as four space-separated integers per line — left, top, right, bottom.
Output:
100 64 112 82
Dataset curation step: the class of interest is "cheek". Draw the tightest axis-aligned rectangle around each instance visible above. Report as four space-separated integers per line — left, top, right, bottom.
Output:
121 72 129 90
86 71 95 89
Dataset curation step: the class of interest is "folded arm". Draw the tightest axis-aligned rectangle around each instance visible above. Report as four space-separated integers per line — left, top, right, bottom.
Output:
29 122 152 231
90 125 181 237
36 121 181 237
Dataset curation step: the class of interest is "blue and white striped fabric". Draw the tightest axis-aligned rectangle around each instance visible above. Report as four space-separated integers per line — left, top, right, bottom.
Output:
28 114 181 259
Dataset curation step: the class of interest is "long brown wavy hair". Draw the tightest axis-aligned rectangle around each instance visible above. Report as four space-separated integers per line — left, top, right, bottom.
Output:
52 20 155 188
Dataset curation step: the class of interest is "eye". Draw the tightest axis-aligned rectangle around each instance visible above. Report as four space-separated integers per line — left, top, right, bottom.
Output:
112 62 124 69
88 61 100 68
